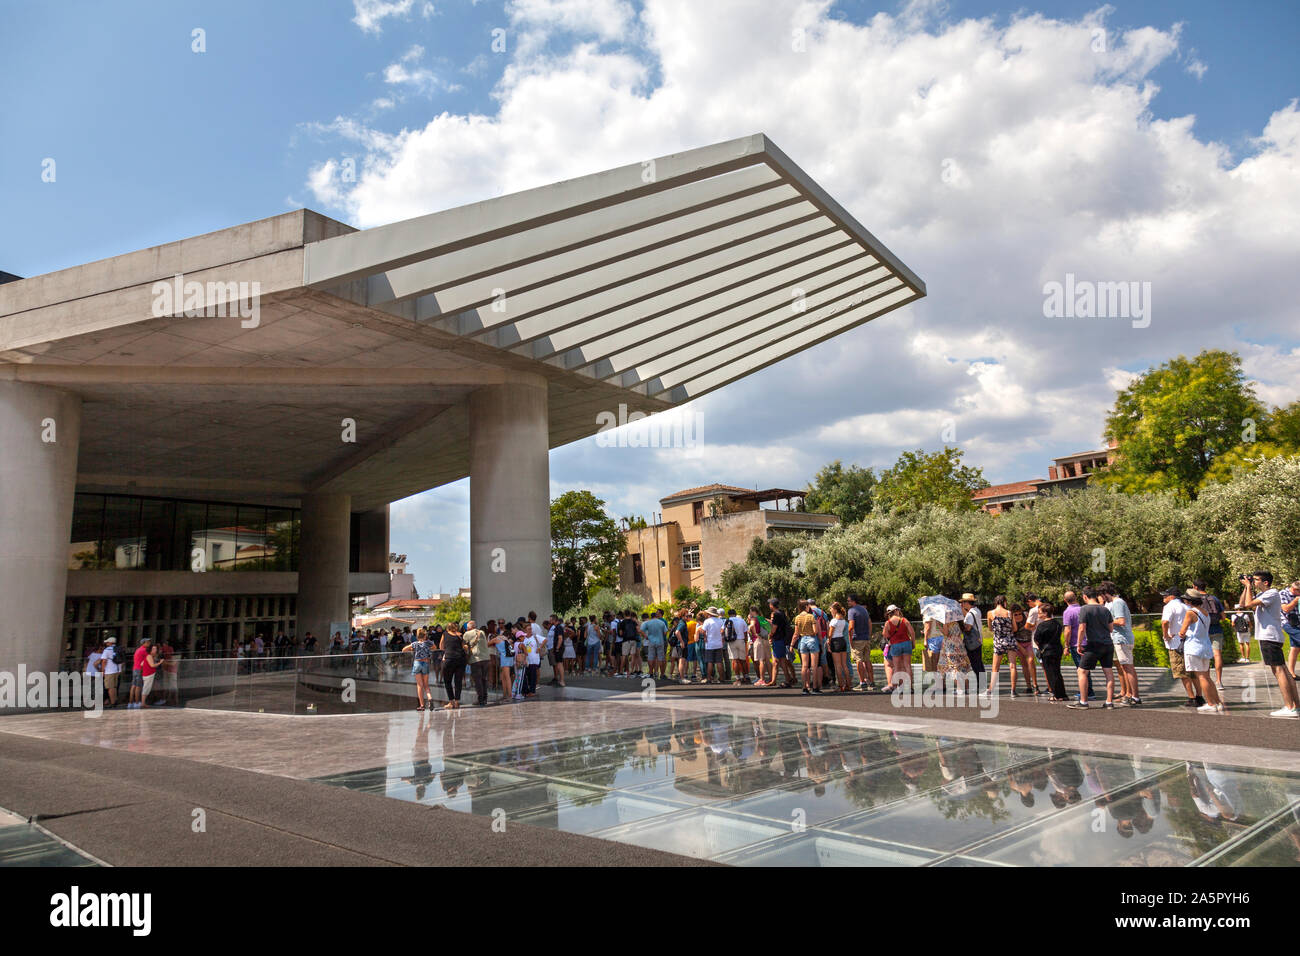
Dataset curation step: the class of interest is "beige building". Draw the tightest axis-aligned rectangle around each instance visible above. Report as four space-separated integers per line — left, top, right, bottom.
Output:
620 483 839 603
972 442 1117 514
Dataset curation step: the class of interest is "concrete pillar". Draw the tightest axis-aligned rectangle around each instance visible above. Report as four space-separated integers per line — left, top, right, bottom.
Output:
357 505 390 574
0 382 81 676
296 493 351 646
469 377 552 623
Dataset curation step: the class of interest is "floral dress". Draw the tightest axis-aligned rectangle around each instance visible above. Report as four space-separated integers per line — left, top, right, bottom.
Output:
936 620 971 675
990 613 1017 655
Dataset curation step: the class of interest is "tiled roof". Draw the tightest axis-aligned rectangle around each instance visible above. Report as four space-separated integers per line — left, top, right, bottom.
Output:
660 483 753 503
972 480 1042 500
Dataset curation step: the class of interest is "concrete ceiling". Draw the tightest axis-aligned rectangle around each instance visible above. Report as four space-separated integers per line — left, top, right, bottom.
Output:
0 133 924 513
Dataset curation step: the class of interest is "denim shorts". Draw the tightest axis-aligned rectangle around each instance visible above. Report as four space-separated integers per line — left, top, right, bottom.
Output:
888 640 914 659
798 636 821 655
925 635 943 653
770 640 787 660
412 660 429 676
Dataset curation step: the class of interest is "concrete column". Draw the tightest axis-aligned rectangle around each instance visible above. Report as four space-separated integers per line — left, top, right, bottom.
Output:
469 377 551 623
296 493 351 645
0 382 81 676
357 505 390 574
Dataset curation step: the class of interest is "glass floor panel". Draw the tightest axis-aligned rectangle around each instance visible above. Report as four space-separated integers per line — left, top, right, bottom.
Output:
0 823 99 867
824 749 1176 851
591 807 787 859
714 830 940 867
967 761 1300 866
312 712 1300 866
512 792 690 835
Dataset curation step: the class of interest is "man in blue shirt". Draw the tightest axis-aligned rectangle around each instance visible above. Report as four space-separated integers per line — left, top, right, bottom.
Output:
1102 582 1140 706
641 610 669 681
847 595 876 692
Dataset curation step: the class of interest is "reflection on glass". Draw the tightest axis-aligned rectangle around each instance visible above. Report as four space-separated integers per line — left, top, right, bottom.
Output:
312 716 1300 868
971 760 1295 866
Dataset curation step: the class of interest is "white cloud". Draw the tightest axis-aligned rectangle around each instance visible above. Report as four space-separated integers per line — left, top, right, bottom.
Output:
352 0 415 34
381 45 462 95
316 0 1297 534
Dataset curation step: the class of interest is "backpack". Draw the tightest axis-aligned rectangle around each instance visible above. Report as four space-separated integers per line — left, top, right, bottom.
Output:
812 608 828 638
962 611 983 652
723 618 737 643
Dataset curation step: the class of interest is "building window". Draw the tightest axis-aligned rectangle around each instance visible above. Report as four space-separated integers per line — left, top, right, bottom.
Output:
631 554 644 584
692 501 703 525
682 544 701 570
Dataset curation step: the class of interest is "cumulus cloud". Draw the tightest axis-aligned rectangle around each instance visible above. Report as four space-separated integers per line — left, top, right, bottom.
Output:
352 0 415 34
308 0 1297 536
382 45 462 95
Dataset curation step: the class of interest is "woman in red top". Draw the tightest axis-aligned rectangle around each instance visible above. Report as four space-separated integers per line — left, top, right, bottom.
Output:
881 606 915 690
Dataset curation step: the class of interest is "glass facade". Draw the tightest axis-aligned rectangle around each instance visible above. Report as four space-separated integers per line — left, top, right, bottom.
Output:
60 593 297 668
68 493 301 572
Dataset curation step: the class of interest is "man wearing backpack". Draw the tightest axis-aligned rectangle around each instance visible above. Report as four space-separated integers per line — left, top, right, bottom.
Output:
725 607 750 685
959 593 986 686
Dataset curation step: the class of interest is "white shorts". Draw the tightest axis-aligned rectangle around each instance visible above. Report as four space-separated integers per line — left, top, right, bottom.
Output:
1113 643 1134 666
1184 653 1211 673
726 640 747 661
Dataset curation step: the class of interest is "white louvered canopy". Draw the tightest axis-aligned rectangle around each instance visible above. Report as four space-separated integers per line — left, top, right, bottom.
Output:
304 133 925 406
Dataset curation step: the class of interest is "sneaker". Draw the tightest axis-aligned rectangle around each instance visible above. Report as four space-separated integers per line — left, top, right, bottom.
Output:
1196 703 1222 714
1113 698 1131 707
1268 707 1299 719
802 688 811 696
1101 702 1115 709
1066 702 1089 709
812 688 823 694
1129 697 1143 706
1183 698 1199 708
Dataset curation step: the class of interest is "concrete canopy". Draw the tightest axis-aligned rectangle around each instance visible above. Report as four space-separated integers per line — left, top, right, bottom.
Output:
0 133 924 513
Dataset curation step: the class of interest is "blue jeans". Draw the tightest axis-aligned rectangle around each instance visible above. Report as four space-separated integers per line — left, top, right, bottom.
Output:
586 643 601 668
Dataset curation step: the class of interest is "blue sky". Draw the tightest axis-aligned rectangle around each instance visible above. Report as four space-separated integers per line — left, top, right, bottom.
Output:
3 0 1297 596
3 0 1295 274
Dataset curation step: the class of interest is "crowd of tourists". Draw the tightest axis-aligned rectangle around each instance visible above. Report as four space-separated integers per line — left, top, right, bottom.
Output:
381 571 1299 718
76 572 1299 719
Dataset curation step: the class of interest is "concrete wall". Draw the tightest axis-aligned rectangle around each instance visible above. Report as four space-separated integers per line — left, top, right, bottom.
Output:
0 382 81 675
620 522 683 603
65 570 388 597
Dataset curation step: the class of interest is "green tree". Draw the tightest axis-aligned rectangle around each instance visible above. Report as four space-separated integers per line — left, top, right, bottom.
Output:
874 447 989 513
804 460 877 524
1100 349 1265 498
717 536 809 617
1194 455 1300 585
551 490 624 614
1198 399 1300 489
432 593 470 624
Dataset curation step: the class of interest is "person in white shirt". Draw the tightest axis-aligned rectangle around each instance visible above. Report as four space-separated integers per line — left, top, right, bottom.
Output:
699 609 726 683
521 628 542 698
1160 587 1199 708
1178 591 1223 714
100 637 121 707
726 609 751 684
959 593 985 684
1102 582 1141 706
1239 571 1300 718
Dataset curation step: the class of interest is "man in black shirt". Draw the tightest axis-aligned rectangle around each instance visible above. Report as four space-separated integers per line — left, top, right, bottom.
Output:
1069 587 1115 709
1032 603 1068 701
768 598 796 689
